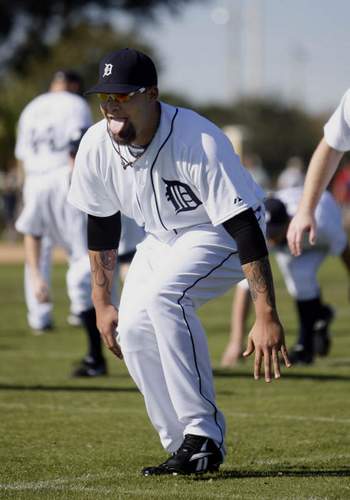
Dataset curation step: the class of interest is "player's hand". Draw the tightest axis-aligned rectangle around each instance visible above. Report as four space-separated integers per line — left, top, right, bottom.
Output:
95 304 123 359
287 210 317 256
243 315 291 382
221 341 243 368
33 276 50 303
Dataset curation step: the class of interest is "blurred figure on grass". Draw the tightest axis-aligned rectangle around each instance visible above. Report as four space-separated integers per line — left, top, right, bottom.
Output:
222 186 350 367
14 70 93 333
16 129 144 377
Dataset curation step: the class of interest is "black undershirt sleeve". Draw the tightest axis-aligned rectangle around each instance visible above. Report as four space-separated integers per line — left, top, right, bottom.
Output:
222 208 268 265
87 212 121 251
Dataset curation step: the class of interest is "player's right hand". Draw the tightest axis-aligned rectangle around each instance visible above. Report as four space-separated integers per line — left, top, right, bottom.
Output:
287 210 317 256
95 304 123 359
34 276 50 303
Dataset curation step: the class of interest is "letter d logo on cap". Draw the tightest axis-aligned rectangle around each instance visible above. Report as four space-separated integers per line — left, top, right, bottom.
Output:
103 63 113 77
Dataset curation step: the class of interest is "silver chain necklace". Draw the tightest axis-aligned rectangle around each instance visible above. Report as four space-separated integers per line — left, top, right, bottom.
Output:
107 125 146 170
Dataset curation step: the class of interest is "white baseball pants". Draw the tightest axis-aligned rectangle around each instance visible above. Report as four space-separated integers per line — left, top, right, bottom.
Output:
25 236 53 330
275 249 327 300
117 223 245 454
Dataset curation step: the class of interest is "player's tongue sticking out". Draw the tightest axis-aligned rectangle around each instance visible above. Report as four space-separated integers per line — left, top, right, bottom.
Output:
109 118 126 136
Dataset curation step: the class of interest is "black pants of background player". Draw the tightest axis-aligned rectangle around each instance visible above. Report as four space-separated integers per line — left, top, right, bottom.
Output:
72 250 136 377
291 297 334 364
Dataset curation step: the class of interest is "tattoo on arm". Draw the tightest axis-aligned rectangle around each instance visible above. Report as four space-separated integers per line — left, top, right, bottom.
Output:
244 256 276 308
90 250 117 296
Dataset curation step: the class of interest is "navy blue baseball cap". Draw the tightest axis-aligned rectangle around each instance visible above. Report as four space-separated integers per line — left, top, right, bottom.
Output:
85 48 158 95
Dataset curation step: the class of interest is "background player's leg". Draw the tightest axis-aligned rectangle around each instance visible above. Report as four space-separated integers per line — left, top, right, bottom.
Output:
66 255 107 376
275 250 332 363
25 235 53 332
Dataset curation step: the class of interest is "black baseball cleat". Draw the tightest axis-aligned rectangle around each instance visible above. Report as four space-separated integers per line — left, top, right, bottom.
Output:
288 344 314 365
142 434 223 476
71 357 107 377
313 305 335 357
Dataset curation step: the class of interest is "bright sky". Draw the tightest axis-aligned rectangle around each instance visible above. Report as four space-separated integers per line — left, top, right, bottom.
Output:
137 0 350 115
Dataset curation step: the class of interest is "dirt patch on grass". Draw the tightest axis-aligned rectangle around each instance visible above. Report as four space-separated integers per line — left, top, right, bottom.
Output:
0 243 66 264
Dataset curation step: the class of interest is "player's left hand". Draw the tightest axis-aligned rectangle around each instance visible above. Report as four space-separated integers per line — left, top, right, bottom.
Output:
243 316 291 382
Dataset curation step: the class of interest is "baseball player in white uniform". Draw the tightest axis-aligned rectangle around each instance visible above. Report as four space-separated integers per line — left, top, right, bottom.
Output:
15 129 145 376
222 187 350 366
288 88 350 256
15 70 93 332
68 48 290 476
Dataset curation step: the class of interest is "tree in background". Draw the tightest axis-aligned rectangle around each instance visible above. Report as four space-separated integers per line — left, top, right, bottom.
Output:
0 23 154 171
200 98 326 179
0 0 327 179
0 0 190 75
0 0 194 171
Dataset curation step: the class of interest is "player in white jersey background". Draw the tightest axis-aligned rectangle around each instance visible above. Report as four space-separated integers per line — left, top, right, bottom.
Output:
15 129 145 377
15 70 93 332
68 48 291 476
288 88 350 256
221 187 350 366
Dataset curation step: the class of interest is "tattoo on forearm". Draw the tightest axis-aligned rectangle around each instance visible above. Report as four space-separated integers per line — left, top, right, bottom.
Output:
244 256 276 307
90 250 117 295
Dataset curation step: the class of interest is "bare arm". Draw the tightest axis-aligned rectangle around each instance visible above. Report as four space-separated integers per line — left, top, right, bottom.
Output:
221 284 251 368
24 234 50 303
89 249 122 358
287 138 344 256
223 210 291 381
242 256 291 381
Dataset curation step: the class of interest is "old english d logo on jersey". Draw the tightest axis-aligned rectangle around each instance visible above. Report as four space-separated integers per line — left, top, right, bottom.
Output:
163 179 202 214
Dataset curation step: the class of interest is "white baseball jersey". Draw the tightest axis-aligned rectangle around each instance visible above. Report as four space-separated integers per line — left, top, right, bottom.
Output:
15 91 92 176
275 187 347 256
68 102 265 244
324 88 350 151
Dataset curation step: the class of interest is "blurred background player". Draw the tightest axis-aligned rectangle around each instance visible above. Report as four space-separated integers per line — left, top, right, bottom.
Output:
15 129 145 377
276 156 305 190
288 88 350 256
14 70 93 333
221 186 350 366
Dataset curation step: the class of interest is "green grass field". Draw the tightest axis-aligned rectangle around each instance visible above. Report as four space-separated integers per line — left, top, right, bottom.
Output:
0 259 349 499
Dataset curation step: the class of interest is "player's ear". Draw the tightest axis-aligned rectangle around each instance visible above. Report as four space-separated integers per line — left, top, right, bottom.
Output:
147 86 159 101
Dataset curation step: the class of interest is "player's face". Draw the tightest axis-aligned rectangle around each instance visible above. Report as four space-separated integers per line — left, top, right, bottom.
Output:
100 87 159 146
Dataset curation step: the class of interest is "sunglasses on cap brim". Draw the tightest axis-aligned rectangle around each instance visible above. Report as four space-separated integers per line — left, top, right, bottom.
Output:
97 87 146 103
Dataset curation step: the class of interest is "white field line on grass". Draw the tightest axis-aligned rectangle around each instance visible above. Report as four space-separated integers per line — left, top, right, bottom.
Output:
225 412 350 425
0 480 235 499
254 453 350 466
0 473 115 492
0 402 350 425
0 467 348 496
